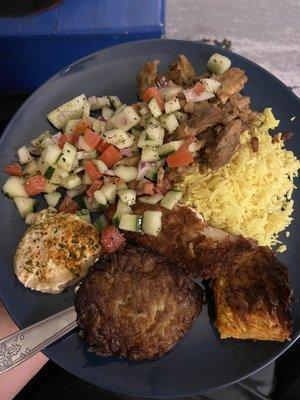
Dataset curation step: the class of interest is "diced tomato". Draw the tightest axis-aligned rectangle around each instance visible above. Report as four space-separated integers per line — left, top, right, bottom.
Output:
86 179 103 198
167 149 194 168
58 195 79 213
194 82 205 95
58 132 79 148
142 86 164 111
179 136 196 152
58 134 68 149
85 160 102 180
4 163 22 176
74 120 88 135
96 138 110 153
84 129 101 149
142 181 155 195
24 175 46 196
100 145 122 168
69 132 80 145
101 225 126 253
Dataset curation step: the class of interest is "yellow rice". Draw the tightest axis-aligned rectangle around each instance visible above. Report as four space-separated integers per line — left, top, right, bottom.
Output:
179 109 300 247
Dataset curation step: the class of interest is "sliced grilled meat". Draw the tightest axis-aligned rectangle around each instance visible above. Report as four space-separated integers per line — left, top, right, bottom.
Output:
215 68 248 104
137 60 160 99
167 55 196 86
75 245 202 361
207 119 242 170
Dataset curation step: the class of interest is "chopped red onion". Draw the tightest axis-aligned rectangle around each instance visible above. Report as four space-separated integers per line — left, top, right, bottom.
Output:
120 148 133 157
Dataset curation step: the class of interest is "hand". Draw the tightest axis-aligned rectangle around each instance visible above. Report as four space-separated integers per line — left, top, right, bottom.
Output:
0 301 48 400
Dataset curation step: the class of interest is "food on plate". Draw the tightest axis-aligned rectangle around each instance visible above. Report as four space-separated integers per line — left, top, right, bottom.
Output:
213 247 292 341
123 202 256 279
3 52 299 349
180 108 300 247
14 209 101 293
75 246 202 360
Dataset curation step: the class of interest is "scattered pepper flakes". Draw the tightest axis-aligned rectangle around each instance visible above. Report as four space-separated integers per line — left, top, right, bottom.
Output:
250 136 259 152
277 245 287 253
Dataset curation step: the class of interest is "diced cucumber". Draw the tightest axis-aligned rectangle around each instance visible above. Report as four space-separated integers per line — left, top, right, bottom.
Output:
74 166 85 174
131 127 142 138
64 119 80 135
164 98 181 114
31 131 51 147
66 184 87 198
92 119 106 133
101 182 117 204
113 200 132 227
44 166 56 180
93 214 108 232
137 131 163 148
3 176 27 198
37 156 49 175
207 53 231 75
175 111 189 123
201 78 222 93
76 209 91 223
83 196 101 212
47 94 87 129
77 149 97 160
27 145 43 156
139 194 163 204
83 101 90 118
60 174 82 189
164 113 179 133
102 106 114 120
109 95 122 110
145 166 158 181
25 212 37 225
110 106 140 131
119 214 143 233
82 172 92 185
114 165 137 182
77 135 93 152
22 161 38 176
43 144 62 166
142 210 162 237
101 128 135 149
40 136 55 149
160 190 183 210
44 181 58 193
159 85 183 101
18 145 32 165
89 96 110 111
157 141 183 158
93 189 107 206
148 98 163 118
118 189 136 206
44 191 61 207
14 197 36 218
94 159 108 174
141 146 159 162
145 124 164 142
114 104 127 115
56 142 77 172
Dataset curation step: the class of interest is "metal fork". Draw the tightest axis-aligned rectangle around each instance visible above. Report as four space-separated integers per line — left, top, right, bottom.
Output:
0 306 76 373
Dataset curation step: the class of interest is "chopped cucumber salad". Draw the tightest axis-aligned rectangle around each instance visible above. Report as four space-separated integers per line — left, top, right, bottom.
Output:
2 53 227 238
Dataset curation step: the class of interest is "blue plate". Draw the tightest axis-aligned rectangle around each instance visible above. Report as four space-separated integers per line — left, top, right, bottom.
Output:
0 39 299 398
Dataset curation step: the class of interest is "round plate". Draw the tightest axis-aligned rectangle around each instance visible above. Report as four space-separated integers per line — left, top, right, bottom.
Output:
0 39 299 398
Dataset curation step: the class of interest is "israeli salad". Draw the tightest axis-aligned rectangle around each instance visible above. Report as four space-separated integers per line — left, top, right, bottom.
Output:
2 53 231 250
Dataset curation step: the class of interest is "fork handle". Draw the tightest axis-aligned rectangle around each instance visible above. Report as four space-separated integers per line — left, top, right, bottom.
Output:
0 306 77 373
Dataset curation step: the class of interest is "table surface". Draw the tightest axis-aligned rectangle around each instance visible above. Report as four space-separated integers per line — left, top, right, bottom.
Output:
166 0 300 97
